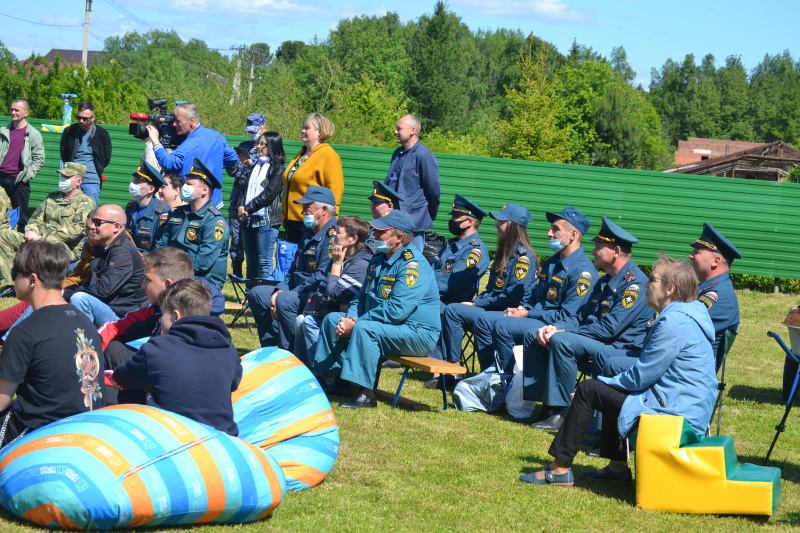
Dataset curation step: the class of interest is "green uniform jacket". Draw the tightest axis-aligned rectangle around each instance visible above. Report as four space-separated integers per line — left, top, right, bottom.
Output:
27 191 95 260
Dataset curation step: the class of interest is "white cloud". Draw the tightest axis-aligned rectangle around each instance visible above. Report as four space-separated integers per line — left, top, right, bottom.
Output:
453 0 590 23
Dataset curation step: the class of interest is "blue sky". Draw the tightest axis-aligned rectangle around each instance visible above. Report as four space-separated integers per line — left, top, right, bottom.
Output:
2 0 797 86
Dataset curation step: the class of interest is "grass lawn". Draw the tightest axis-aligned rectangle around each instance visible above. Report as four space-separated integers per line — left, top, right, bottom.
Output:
1 288 799 531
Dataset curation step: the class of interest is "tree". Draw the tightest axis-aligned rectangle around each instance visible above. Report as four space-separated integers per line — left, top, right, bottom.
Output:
749 51 800 143
495 40 573 163
275 41 306 63
713 55 754 141
610 45 636 84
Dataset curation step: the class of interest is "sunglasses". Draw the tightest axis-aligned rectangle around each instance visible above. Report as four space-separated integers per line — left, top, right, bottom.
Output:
77 115 94 122
648 275 662 283
90 217 117 227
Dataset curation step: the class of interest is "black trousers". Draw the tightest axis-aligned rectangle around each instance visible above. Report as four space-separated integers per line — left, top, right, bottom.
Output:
548 379 630 466
0 176 30 230
104 340 146 405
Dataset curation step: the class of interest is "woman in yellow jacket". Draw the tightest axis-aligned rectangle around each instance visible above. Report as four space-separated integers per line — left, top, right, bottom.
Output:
282 113 344 242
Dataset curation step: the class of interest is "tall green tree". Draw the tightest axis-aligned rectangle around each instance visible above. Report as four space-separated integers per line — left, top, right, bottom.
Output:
610 45 636 84
749 51 800 143
495 41 572 163
713 55 754 141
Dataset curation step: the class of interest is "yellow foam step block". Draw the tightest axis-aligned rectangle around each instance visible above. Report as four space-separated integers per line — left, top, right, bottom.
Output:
635 414 780 515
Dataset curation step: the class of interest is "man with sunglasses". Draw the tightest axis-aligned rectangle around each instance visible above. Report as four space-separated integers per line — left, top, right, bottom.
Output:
60 101 112 206
66 204 147 326
0 162 95 296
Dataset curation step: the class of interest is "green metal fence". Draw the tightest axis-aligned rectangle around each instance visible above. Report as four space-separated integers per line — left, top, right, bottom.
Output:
11 116 800 279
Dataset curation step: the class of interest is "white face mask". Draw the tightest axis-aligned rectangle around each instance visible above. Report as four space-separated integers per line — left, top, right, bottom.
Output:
128 182 145 200
248 133 260 141
180 183 199 202
58 177 74 193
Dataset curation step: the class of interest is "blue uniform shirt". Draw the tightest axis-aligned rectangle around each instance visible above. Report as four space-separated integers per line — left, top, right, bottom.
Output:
153 124 238 208
279 217 337 294
434 233 489 304
555 258 654 350
155 200 229 289
474 244 537 310
348 243 441 333
125 198 170 251
698 272 739 356
527 247 597 324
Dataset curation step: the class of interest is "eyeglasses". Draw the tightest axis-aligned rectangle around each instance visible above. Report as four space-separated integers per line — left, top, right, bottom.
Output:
255 141 267 147
90 217 117 227
648 275 662 283
77 115 94 122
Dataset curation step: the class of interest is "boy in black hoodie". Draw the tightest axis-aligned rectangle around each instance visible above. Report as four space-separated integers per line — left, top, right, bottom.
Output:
110 278 242 435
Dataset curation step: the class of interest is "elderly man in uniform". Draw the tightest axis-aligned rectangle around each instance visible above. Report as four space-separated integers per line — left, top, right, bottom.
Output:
472 207 597 375
125 161 170 251
249 185 337 350
524 216 654 431
313 209 441 408
155 159 228 289
0 162 95 296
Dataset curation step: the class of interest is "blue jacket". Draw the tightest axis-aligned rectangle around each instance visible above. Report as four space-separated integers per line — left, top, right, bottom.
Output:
528 247 597 325
125 198 170 251
153 124 238 208
698 272 739 357
278 217 337 294
475 244 537 310
599 300 717 437
434 233 489 304
384 142 440 232
555 258 653 350
348 243 441 335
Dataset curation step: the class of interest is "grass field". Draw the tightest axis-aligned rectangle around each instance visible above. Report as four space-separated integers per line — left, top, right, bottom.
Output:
1 288 799 532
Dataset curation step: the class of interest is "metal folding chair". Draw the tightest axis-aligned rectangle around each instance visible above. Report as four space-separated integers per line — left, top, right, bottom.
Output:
225 274 251 332
763 330 800 464
707 327 738 436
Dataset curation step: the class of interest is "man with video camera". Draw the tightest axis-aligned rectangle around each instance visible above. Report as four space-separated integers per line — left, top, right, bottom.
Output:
146 102 237 209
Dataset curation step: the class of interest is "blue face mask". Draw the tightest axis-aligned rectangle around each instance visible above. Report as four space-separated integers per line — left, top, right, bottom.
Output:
303 214 317 228
549 236 567 253
373 240 393 253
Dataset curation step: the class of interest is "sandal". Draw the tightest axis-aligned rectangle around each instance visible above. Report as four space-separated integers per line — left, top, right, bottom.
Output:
519 466 574 487
579 466 632 485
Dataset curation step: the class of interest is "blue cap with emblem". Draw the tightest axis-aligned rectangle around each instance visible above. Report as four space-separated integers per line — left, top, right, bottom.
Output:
131 160 167 188
369 209 415 234
186 158 221 189
490 203 531 227
691 222 742 264
294 185 336 206
369 180 404 205
592 216 639 247
448 194 487 220
546 207 590 235
245 113 265 133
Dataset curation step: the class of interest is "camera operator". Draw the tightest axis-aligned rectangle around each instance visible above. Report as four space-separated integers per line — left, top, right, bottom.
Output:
147 102 237 209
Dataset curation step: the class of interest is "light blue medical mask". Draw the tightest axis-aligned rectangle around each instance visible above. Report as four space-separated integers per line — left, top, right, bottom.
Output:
248 132 260 141
373 240 393 253
549 235 568 253
303 214 317 228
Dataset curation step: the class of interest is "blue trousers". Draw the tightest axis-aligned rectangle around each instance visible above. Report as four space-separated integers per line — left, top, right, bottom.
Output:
522 331 629 407
249 284 304 349
313 312 439 390
70 292 120 327
595 347 641 378
492 316 547 373
473 311 506 369
431 303 487 364
294 313 321 366
241 223 278 283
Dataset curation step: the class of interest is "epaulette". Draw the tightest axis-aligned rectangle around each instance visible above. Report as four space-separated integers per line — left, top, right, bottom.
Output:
327 226 336 237
470 238 482 246
402 249 414 261
207 204 222 216
624 271 636 282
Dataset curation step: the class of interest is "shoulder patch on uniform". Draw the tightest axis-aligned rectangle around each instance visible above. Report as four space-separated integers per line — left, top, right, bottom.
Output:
471 248 483 256
576 277 591 296
408 261 419 269
517 255 530 264
495 272 506 288
466 251 481 268
621 288 639 308
214 225 225 241
514 259 529 280
469 239 481 246
186 227 198 241
626 284 640 291
327 226 336 237
402 249 414 260
624 271 636 282
405 269 419 287
547 285 559 300
579 271 593 280
699 295 714 309
705 291 718 301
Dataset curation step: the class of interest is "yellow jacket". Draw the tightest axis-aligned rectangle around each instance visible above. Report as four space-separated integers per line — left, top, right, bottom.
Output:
282 142 344 222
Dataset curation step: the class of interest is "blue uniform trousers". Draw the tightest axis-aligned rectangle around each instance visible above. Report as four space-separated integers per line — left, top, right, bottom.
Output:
473 311 506 369
430 303 486 364
522 331 629 407
492 316 547 373
248 284 304 349
313 312 439 390
594 347 641 378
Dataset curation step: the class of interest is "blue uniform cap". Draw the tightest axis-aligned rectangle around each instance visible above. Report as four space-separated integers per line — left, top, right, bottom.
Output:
369 209 415 234
691 223 742 263
592 216 639 247
448 194 487 220
245 113 265 133
546 207 590 235
131 160 167 188
294 185 336 206
369 180 404 205
490 203 532 227
186 158 221 189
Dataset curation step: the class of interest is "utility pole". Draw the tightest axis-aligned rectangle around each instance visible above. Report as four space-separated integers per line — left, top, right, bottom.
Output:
81 0 92 67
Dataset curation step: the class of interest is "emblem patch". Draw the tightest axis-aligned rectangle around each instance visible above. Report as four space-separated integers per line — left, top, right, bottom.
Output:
405 270 419 287
547 286 558 300
443 260 454 273
408 261 419 269
517 255 530 263
624 271 636 282
705 291 718 301
699 295 715 310
327 226 336 237
402 249 414 260
186 227 198 241
381 284 393 298
621 289 639 308
141 238 150 249
214 226 224 241
466 252 480 269
495 272 506 288
580 271 593 280
576 278 591 296
515 260 529 280
308 260 317 271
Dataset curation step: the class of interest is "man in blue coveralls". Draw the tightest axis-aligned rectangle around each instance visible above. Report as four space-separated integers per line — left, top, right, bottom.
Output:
155 158 228 289
313 210 441 409
524 216 654 431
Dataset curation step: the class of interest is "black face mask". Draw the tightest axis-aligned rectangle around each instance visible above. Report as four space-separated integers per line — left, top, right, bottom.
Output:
449 219 468 236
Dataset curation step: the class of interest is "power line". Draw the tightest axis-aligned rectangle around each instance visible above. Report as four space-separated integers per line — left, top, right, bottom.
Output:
102 0 154 30
0 12 82 27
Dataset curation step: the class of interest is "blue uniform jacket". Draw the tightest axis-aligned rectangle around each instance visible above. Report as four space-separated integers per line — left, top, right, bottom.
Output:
555 259 653 350
347 243 441 333
153 124 238 208
434 233 489 304
125 199 170 251
527 247 597 324
384 141 440 232
599 300 717 437
698 272 739 356
474 244 537 310
155 200 229 289
278 217 337 294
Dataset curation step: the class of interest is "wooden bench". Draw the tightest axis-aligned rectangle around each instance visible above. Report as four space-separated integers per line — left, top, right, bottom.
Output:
384 356 467 411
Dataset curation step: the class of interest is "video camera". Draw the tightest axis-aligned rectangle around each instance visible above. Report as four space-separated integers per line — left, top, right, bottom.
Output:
128 98 182 149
